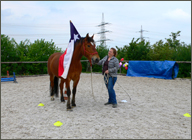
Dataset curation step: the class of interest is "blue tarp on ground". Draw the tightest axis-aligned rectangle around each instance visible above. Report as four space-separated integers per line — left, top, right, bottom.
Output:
126 61 179 79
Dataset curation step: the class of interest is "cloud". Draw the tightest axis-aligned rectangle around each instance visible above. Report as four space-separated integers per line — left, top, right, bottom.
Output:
163 9 191 20
1 1 50 23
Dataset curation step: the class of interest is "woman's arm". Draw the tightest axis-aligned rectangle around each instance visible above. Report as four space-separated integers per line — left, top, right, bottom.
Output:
97 56 107 65
108 58 119 73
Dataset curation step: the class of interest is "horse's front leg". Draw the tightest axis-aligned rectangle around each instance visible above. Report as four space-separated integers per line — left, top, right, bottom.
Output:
60 79 65 102
65 80 72 111
72 76 80 107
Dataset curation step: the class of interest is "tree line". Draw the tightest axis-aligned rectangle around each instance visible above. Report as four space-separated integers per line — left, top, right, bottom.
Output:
1 34 61 76
1 31 191 78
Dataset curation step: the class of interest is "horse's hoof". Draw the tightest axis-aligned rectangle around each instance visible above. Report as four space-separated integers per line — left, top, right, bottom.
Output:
67 106 72 111
72 104 76 107
67 108 73 111
51 98 55 101
61 97 65 102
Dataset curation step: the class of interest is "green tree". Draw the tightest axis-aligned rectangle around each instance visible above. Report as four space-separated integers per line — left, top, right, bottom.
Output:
26 39 61 74
173 43 191 77
15 39 30 61
1 32 190 78
1 34 18 62
116 45 128 60
28 39 61 61
1 34 18 75
124 38 150 60
165 31 181 49
148 40 174 60
1 35 62 75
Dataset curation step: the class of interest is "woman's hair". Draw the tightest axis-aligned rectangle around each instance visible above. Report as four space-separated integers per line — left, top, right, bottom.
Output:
111 48 117 57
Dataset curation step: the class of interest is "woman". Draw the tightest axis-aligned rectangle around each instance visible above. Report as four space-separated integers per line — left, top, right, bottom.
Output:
97 48 119 108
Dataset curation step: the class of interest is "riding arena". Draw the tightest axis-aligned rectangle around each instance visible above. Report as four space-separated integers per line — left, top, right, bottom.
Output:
1 73 191 139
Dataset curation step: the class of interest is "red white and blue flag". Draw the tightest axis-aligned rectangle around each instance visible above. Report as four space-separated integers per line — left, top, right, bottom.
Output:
58 21 81 79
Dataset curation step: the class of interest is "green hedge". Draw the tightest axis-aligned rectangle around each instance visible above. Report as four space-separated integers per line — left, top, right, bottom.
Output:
1 31 191 78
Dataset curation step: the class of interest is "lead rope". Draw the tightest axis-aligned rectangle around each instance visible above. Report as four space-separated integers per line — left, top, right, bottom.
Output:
116 77 131 101
107 73 131 101
104 73 109 85
90 66 96 101
90 67 131 102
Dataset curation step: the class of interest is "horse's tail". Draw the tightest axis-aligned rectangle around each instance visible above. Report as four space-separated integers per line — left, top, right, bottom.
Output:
53 76 59 97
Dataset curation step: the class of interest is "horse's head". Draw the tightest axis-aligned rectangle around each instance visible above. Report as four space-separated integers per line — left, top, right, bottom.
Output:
82 33 100 66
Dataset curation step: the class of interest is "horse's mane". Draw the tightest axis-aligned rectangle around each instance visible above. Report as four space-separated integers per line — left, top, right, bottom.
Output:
80 37 94 43
75 37 94 46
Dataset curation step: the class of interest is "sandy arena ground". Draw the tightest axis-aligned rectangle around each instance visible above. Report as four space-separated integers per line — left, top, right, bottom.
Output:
1 73 191 139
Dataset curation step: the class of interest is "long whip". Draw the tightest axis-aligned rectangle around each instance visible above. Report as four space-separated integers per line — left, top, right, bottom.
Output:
90 66 96 101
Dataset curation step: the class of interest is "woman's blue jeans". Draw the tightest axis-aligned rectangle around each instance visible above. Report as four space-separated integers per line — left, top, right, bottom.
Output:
104 75 117 104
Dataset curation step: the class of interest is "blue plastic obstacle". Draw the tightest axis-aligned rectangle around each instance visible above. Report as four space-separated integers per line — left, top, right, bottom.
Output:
1 72 17 83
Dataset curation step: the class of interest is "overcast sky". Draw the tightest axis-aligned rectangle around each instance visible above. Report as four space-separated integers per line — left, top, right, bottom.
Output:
1 1 191 51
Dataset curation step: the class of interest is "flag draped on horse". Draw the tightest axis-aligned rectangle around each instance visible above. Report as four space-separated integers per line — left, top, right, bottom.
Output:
58 21 81 79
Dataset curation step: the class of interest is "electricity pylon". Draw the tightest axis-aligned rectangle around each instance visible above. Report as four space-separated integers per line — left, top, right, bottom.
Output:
97 13 111 46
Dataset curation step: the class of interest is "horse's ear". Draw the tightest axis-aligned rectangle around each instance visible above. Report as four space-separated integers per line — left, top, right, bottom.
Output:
91 34 94 39
86 33 89 38
84 33 89 42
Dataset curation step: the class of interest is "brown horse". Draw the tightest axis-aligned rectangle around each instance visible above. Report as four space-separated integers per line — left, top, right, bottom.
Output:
47 33 100 110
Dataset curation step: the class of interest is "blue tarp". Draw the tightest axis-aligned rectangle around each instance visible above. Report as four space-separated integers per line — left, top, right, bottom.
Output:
126 61 179 79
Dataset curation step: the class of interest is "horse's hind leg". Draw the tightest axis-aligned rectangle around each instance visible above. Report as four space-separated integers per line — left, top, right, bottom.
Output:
71 76 80 107
65 80 72 110
54 76 59 97
50 74 55 101
60 79 65 102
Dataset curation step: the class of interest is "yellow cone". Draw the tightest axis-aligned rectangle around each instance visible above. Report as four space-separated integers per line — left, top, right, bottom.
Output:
54 121 63 126
183 113 191 117
38 103 44 106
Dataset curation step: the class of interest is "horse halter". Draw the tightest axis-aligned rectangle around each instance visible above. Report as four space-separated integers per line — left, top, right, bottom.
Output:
83 42 98 66
83 42 98 56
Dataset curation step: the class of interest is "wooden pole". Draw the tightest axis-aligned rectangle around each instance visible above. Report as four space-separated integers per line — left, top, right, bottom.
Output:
1 60 90 64
1 60 191 64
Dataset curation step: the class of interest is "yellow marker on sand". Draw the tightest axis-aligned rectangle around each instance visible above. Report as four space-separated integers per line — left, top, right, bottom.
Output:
183 113 191 117
38 103 44 106
54 121 63 126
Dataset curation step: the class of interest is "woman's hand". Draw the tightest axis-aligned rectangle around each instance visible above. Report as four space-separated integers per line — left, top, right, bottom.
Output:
105 70 109 74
